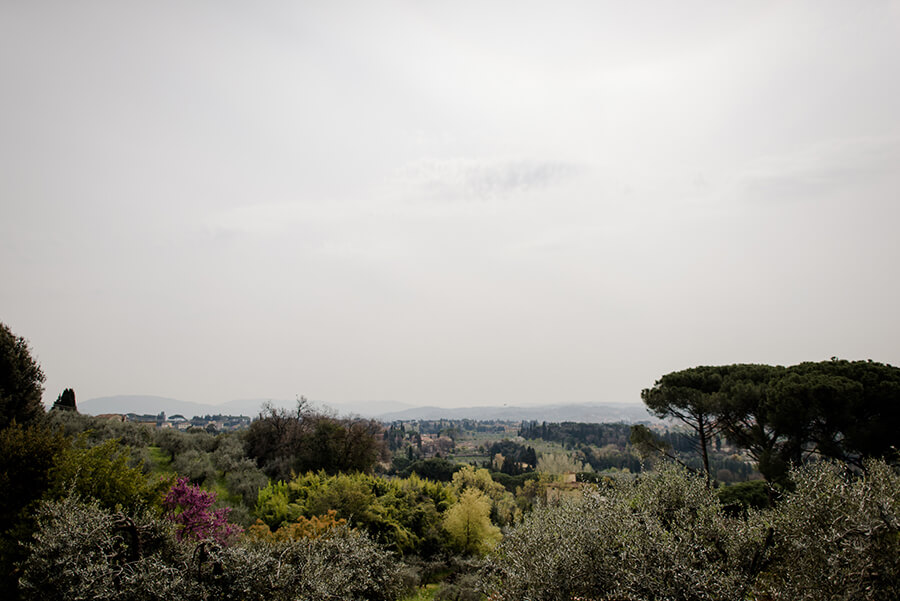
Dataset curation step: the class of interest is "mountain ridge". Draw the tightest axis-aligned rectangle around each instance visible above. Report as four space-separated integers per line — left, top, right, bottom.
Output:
77 395 653 423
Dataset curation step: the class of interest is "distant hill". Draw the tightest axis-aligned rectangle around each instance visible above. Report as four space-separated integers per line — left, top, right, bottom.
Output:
79 396 653 424
375 402 654 423
78 395 267 418
78 395 413 419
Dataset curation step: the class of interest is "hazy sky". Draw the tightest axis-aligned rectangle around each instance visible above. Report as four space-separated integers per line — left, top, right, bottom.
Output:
2 1 899 408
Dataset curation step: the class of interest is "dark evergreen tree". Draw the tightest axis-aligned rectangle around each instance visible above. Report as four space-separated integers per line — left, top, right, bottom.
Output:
646 360 900 484
0 422 69 599
0 322 46 428
398 457 460 481
523 446 537 469
51 388 77 412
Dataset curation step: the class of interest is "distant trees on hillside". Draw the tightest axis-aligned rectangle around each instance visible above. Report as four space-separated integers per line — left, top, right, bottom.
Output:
518 421 633 448
485 439 537 475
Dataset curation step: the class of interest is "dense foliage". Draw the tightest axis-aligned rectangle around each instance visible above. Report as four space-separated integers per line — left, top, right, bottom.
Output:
519 421 633 448
482 440 537 475
0 322 46 428
19 496 405 601
642 360 900 483
255 471 456 556
0 422 69 598
756 460 900 600
484 460 900 601
486 463 766 601
394 457 461 482
244 401 386 481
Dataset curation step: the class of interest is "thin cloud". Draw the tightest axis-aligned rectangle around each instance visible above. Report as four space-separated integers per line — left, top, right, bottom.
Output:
206 203 311 236
737 136 900 203
395 158 582 202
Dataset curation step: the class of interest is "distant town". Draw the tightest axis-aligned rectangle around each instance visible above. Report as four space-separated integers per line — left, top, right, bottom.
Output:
98 411 252 432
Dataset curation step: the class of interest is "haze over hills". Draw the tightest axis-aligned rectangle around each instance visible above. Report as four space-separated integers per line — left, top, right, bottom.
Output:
375 403 653 423
77 395 408 419
78 395 653 423
77 395 258 418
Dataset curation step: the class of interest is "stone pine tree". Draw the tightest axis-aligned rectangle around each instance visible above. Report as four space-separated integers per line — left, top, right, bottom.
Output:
715 363 793 484
764 359 900 471
644 360 900 485
0 322 46 428
641 366 728 486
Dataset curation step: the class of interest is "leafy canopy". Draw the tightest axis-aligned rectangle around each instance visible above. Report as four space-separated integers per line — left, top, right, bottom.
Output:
0 322 46 428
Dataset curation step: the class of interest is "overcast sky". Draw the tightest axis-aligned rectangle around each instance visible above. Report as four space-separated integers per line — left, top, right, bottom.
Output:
2 1 899 409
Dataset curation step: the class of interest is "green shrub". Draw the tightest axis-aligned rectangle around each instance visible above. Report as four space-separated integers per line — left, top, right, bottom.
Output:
49 438 168 513
717 479 775 516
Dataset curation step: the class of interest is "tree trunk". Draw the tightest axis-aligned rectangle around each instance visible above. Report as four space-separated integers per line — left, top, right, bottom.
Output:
698 416 712 487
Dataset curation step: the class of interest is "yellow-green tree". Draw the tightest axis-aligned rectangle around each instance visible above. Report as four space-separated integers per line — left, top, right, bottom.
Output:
452 465 519 525
48 438 170 512
443 488 501 556
254 471 455 556
536 452 589 476
247 509 347 541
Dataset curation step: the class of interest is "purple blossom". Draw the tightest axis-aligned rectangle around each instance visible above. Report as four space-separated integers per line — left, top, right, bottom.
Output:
163 477 242 545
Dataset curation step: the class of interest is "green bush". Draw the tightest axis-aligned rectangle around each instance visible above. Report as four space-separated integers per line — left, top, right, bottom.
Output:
433 573 482 601
717 479 775 516
398 458 461 482
49 438 168 512
0 422 69 600
172 448 217 486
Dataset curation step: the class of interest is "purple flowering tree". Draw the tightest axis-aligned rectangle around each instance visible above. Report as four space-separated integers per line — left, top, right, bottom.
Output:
163 477 242 545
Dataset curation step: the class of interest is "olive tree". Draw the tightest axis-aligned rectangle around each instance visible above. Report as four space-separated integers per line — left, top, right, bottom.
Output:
757 460 900 600
20 495 407 601
19 496 190 601
485 459 900 601
484 463 770 601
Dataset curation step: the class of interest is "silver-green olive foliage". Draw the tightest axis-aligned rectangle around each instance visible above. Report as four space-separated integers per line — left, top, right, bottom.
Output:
485 460 900 601
20 496 406 601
